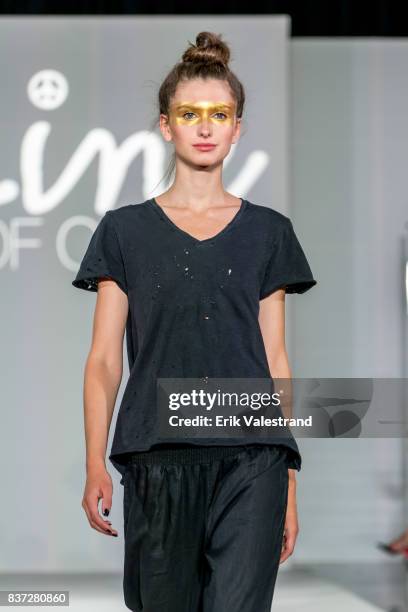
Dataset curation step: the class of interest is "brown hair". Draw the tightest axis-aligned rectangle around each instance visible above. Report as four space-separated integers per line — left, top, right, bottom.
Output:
151 31 246 190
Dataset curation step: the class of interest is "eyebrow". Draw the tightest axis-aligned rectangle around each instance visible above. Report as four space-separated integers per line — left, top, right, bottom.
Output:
174 103 233 111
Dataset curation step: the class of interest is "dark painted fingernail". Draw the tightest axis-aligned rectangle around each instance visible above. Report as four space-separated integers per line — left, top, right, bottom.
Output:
103 508 110 516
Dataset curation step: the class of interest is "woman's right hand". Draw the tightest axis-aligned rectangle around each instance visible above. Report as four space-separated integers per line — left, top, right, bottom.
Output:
82 465 118 537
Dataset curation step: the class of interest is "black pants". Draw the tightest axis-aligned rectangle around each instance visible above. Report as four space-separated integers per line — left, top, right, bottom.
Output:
122 444 289 612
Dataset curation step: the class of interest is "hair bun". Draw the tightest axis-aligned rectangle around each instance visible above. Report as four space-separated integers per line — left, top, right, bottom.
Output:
182 31 230 67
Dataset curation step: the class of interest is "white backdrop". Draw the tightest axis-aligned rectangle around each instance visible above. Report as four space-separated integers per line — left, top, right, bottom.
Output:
291 39 407 563
0 16 292 571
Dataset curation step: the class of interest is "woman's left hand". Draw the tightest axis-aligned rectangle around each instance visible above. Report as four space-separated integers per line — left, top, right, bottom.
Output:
279 474 299 564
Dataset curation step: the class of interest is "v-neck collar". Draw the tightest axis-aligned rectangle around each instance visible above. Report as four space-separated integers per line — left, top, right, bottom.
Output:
147 197 248 245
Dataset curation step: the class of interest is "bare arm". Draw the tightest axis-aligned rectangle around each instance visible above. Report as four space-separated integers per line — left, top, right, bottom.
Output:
81 277 128 537
258 287 299 563
258 287 295 475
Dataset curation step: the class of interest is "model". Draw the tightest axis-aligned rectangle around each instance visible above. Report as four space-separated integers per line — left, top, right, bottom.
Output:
72 30 317 612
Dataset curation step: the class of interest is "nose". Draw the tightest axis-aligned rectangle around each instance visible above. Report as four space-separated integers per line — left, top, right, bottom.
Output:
198 118 211 136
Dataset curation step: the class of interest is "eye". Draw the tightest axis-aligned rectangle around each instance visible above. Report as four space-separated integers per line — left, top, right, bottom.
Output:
214 112 228 119
182 112 196 120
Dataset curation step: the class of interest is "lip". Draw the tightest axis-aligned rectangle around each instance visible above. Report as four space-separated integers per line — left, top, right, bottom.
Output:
193 144 216 150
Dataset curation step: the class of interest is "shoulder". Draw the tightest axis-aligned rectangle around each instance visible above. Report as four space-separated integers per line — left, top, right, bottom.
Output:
246 200 290 223
245 200 292 236
105 200 151 230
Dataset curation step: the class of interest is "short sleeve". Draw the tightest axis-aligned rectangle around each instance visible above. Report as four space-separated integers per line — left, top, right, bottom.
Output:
71 211 128 295
260 218 317 299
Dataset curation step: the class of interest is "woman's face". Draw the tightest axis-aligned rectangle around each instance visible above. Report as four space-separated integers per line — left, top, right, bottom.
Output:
160 78 241 168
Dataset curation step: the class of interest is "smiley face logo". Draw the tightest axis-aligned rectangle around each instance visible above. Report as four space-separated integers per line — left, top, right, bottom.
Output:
27 69 69 110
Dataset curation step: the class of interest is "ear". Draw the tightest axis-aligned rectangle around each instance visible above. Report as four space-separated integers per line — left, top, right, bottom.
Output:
232 117 242 145
159 113 173 143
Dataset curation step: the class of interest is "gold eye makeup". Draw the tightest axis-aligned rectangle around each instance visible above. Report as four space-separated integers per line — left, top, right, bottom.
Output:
169 101 236 126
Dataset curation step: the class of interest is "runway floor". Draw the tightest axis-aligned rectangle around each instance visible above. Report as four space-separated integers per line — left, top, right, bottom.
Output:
0 561 406 611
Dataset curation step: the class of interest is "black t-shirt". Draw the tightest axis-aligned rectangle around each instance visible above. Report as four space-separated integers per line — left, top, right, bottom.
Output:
72 198 317 477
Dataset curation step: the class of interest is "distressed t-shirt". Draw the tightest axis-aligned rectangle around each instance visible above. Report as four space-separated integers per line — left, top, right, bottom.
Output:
72 198 317 478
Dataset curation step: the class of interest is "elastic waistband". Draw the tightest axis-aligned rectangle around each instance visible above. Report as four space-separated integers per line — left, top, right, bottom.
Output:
128 445 253 465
